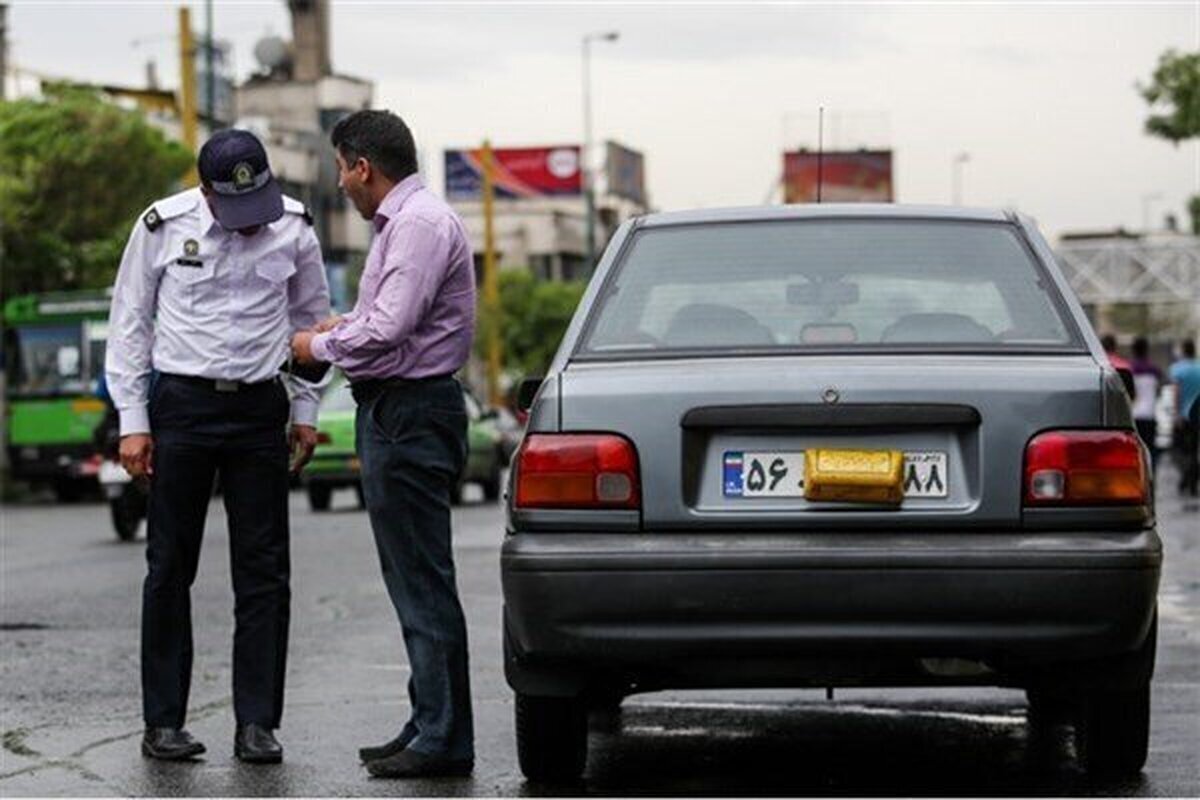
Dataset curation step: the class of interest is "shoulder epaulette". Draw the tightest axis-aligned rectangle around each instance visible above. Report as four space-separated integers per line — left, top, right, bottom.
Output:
141 188 201 233
282 196 314 226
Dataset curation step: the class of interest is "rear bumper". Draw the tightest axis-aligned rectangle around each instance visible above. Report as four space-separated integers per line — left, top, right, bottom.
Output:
501 530 1161 695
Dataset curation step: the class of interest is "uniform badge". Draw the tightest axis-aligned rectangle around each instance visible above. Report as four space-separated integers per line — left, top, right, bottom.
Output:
183 239 199 257
232 162 255 190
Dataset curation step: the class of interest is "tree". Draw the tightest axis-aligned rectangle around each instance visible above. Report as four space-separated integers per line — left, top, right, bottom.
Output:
1138 49 1200 232
476 268 587 381
0 88 193 300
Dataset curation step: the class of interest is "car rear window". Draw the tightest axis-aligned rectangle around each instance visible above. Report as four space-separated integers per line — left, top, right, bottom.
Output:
578 219 1079 356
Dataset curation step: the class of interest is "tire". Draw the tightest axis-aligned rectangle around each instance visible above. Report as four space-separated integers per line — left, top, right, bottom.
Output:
515 692 587 783
307 484 332 512
53 479 85 504
109 489 145 541
481 463 503 502
1025 688 1075 729
1077 682 1151 778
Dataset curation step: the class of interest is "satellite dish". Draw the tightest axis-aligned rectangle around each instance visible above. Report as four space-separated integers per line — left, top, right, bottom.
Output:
254 36 290 71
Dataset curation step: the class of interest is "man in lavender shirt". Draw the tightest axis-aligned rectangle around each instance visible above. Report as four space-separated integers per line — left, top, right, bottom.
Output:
291 111 476 778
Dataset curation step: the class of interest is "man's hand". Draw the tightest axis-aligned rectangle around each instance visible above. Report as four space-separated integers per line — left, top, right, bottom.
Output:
119 434 154 478
312 315 345 333
289 424 319 474
291 330 317 365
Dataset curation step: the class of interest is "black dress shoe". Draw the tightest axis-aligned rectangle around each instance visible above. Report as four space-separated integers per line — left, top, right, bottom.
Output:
366 748 473 778
359 731 414 763
234 724 283 764
142 728 206 761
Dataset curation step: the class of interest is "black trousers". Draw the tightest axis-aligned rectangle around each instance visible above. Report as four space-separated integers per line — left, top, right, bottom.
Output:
142 374 291 729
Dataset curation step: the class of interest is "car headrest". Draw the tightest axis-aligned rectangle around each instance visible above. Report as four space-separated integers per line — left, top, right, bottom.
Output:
881 313 995 343
663 303 775 347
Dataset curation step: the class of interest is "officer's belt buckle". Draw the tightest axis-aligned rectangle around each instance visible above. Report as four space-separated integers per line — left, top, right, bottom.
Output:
214 379 239 393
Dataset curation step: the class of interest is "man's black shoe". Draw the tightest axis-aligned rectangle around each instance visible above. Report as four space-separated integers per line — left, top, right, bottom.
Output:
366 748 473 778
234 724 283 764
142 728 206 761
359 731 414 763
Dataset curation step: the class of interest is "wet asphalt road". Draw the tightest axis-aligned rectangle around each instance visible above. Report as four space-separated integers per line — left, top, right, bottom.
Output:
1 471 1197 797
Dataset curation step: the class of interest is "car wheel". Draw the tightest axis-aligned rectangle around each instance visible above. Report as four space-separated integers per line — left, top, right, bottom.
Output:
53 478 85 504
1077 682 1150 777
307 484 332 512
515 692 587 783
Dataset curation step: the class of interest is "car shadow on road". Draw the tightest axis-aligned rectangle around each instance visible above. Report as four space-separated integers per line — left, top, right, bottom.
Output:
518 698 1149 797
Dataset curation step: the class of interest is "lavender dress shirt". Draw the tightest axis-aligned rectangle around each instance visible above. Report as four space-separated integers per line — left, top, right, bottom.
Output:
311 176 476 381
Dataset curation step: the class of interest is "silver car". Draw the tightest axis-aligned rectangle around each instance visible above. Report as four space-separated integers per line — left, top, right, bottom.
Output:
502 205 1159 783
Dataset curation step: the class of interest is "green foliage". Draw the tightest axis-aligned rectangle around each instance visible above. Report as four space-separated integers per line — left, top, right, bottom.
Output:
476 268 587 379
1139 49 1200 143
0 89 193 300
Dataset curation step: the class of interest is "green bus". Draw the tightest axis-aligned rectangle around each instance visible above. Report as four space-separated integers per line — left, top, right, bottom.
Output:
3 290 112 500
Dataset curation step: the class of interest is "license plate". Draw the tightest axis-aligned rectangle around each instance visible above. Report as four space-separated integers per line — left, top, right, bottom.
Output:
724 450 948 499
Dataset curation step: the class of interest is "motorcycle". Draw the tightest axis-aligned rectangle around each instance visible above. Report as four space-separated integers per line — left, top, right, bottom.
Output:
92 399 147 542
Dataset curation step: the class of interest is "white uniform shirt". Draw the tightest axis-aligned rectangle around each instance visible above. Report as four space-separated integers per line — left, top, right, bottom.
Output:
105 187 331 435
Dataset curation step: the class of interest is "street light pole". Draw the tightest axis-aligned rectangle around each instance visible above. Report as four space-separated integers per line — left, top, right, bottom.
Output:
951 152 970 206
582 31 618 271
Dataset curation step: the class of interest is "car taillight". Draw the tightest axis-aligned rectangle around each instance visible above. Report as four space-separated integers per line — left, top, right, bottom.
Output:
1024 430 1148 506
515 433 640 510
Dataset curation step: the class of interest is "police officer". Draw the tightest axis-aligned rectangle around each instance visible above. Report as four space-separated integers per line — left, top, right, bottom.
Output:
106 130 331 763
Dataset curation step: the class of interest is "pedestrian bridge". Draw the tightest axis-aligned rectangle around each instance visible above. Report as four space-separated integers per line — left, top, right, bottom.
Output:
1056 236 1200 305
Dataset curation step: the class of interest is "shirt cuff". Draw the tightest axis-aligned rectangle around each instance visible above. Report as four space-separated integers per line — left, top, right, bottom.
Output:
291 397 320 427
118 406 151 436
310 331 333 364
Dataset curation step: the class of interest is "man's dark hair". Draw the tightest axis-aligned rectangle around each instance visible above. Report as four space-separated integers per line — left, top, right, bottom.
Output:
1184 339 1197 359
331 110 417 183
1132 336 1149 359
1100 333 1118 352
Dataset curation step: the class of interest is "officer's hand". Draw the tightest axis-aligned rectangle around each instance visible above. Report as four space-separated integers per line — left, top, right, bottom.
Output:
312 315 344 333
289 424 319 474
119 434 154 478
291 330 317 365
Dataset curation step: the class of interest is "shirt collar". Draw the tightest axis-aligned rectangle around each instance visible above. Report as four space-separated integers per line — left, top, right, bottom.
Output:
373 174 424 232
195 191 224 238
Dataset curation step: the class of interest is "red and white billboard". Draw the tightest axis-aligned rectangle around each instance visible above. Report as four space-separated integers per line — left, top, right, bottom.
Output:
783 150 894 204
445 146 582 200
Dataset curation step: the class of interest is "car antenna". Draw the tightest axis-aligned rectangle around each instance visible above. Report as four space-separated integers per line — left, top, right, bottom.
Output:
816 106 825 204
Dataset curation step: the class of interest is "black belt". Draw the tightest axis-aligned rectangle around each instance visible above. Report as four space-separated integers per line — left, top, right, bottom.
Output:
160 372 281 394
349 373 455 404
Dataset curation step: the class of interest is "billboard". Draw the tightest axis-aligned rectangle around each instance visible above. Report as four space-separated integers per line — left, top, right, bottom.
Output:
605 141 647 206
783 150 893 204
444 146 582 200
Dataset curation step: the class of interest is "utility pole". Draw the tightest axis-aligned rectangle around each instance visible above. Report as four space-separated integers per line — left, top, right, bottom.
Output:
0 3 9 102
178 6 198 185
481 141 502 407
204 0 214 124
581 31 618 271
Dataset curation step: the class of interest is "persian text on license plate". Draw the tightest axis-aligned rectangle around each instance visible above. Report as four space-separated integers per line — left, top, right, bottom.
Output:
723 451 948 499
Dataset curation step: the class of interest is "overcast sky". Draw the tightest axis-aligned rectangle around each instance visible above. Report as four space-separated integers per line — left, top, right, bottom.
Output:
7 1 1199 239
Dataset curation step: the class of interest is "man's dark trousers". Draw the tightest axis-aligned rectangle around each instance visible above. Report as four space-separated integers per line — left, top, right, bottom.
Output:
143 374 291 729
355 376 473 761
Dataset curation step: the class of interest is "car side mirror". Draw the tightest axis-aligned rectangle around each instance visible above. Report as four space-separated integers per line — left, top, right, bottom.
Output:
517 376 544 412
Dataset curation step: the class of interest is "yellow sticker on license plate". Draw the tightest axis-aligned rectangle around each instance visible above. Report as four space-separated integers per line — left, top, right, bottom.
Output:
803 448 904 504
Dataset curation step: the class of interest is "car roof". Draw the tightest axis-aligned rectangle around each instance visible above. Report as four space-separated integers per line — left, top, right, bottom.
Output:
635 204 1014 229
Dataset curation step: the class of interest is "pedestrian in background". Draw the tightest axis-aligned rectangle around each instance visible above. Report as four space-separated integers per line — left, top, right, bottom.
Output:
1170 338 1200 498
1102 333 1137 399
291 110 477 778
1129 336 1163 474
106 130 330 763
